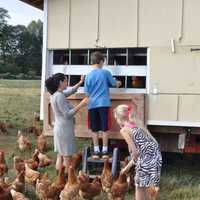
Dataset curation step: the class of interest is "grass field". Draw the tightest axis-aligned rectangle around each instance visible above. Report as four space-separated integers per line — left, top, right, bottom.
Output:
0 79 200 200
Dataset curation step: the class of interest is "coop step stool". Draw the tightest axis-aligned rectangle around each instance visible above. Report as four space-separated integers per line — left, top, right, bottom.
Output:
82 147 120 179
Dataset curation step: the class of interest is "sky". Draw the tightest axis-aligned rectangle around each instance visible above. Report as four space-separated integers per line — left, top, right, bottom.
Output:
0 0 43 26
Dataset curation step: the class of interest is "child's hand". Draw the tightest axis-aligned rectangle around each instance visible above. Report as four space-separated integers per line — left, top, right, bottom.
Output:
121 159 135 174
116 81 122 88
130 151 139 162
128 144 132 153
121 167 128 175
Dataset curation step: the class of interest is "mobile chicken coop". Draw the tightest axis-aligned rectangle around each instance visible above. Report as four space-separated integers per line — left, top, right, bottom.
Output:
21 0 200 154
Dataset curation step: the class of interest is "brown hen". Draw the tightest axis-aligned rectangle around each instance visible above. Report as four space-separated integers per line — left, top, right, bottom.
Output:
12 170 25 192
33 112 43 136
101 158 113 193
37 134 47 152
0 185 12 200
36 172 52 200
13 156 25 175
36 164 66 200
25 150 40 170
0 122 8 134
148 185 160 199
71 151 82 169
60 166 79 200
110 172 128 200
17 131 32 151
0 151 8 176
38 151 53 167
25 163 40 185
11 189 29 200
78 171 102 199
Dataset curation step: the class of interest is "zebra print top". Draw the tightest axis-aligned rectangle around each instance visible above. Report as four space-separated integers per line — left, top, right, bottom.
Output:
130 127 160 157
129 127 162 187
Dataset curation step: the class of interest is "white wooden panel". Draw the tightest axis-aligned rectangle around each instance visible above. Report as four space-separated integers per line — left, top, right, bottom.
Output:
99 0 137 47
47 0 69 49
50 65 147 76
148 94 178 121
70 0 98 48
179 95 200 122
181 0 200 45
149 46 200 94
139 0 180 46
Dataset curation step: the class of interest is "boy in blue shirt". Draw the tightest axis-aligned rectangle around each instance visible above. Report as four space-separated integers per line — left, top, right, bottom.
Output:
84 51 121 159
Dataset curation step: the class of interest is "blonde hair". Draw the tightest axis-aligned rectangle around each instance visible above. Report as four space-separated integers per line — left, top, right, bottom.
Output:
114 104 157 144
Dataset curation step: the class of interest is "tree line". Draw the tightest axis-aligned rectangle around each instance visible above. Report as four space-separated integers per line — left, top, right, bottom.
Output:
0 7 42 79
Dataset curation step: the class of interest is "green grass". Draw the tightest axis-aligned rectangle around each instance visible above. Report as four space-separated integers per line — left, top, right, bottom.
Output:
0 79 200 200
0 79 40 129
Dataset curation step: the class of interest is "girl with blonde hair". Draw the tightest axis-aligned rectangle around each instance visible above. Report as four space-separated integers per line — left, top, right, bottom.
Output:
114 104 162 200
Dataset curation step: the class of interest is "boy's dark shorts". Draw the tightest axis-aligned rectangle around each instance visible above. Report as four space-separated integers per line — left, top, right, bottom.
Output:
88 107 112 132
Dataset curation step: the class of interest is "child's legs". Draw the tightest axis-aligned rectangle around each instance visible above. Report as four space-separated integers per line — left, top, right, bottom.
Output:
99 107 110 149
102 131 108 147
88 108 101 150
135 186 149 200
92 131 99 146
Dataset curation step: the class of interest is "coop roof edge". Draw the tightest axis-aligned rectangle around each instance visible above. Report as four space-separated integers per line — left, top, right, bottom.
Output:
19 0 43 10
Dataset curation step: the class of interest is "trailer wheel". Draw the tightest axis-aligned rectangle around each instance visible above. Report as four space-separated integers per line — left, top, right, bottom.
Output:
82 146 90 173
111 147 119 177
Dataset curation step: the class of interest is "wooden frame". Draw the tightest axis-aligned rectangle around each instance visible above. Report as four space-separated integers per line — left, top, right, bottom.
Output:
148 120 200 128
40 0 48 120
43 92 145 139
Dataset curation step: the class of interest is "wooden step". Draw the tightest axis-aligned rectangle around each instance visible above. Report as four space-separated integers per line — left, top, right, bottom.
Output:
89 174 99 179
87 157 113 164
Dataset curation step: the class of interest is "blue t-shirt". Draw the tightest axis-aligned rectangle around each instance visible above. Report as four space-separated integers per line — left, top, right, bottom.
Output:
84 68 117 109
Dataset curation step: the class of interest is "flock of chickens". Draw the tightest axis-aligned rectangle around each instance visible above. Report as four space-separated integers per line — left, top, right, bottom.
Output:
0 114 159 200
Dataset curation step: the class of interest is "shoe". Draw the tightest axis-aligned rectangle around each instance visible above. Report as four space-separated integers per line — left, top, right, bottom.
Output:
102 151 109 159
92 151 100 159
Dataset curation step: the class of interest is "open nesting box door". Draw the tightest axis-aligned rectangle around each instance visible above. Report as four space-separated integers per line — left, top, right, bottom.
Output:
43 92 145 139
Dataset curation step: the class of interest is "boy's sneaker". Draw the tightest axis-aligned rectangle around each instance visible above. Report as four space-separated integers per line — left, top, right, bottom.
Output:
102 151 109 159
92 151 101 159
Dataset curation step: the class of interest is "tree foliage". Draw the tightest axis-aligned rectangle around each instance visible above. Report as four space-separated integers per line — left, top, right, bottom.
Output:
0 7 43 76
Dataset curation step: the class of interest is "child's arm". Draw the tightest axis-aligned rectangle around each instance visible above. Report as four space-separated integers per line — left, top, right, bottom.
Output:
121 159 135 174
120 127 139 160
107 71 119 87
63 75 84 97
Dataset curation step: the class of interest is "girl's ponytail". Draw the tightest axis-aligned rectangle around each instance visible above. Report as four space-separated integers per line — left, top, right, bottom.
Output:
114 104 158 144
